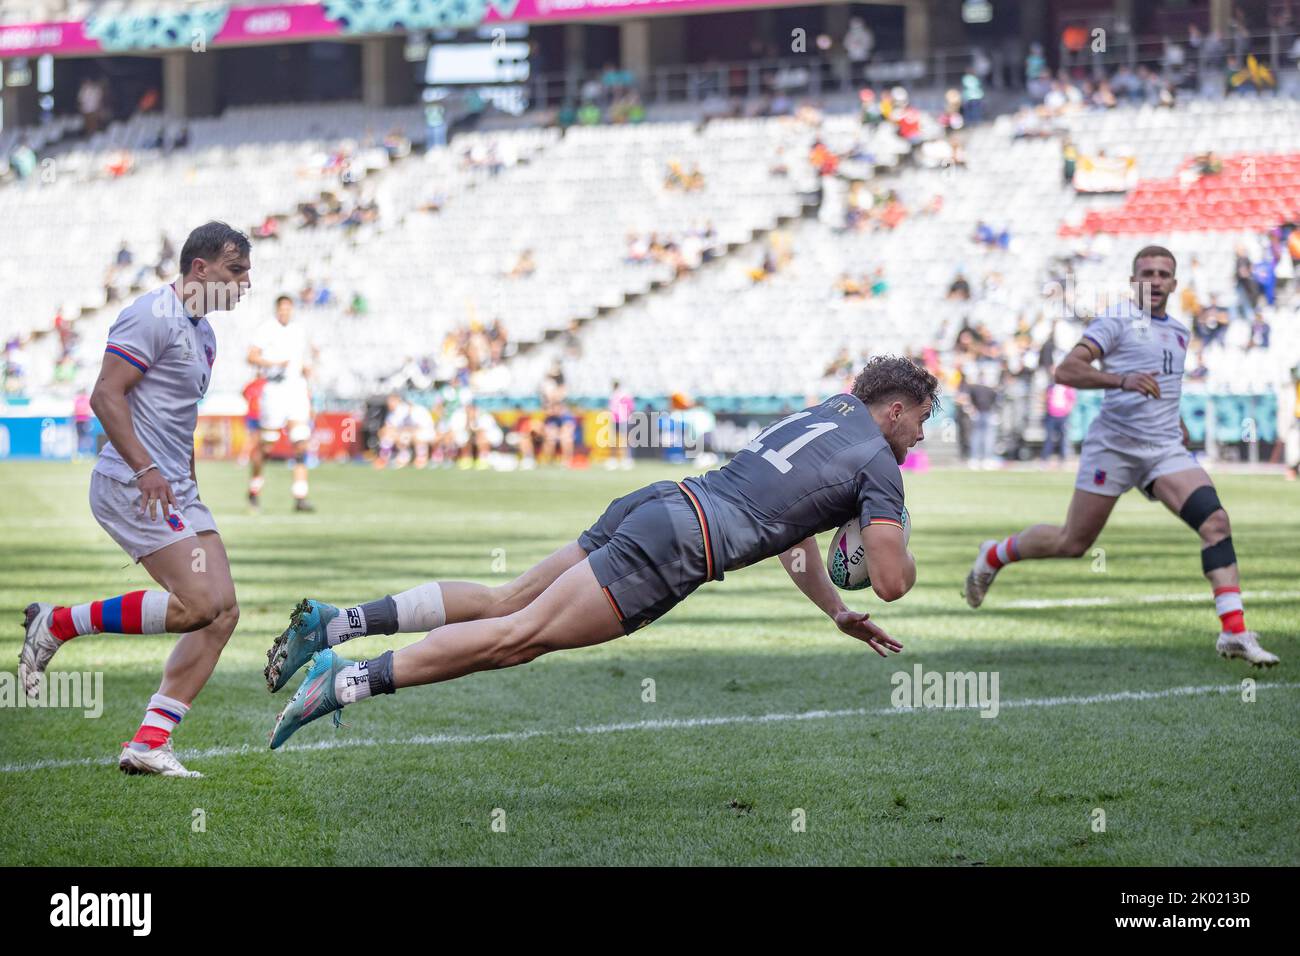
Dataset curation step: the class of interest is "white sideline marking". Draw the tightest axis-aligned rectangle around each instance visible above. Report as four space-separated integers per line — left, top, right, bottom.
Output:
1000 590 1300 610
2 681 1296 775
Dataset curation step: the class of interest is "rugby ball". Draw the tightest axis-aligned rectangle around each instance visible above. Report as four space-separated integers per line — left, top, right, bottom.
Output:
827 509 910 590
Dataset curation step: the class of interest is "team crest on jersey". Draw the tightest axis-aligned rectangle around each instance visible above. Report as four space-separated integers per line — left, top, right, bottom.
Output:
1093 469 1107 486
204 345 215 367
166 512 186 532
1175 334 1186 349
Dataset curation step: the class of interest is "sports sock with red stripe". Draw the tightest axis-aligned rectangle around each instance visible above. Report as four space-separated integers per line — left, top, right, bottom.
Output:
1213 586 1246 634
127 693 189 751
48 591 170 641
984 535 1021 571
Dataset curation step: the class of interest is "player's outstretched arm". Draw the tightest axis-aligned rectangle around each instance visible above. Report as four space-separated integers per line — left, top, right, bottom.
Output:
778 538 903 657
1055 342 1160 397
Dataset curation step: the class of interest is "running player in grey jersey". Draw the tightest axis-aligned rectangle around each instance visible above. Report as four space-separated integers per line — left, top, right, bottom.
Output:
963 246 1279 667
264 357 938 748
18 222 253 777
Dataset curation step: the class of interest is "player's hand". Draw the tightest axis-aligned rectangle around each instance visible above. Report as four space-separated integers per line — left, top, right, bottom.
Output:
136 470 177 521
833 609 904 658
1120 371 1161 399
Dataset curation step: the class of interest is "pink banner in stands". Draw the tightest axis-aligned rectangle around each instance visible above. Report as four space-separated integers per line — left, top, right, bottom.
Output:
0 5 346 58
0 0 812 58
489 0 821 19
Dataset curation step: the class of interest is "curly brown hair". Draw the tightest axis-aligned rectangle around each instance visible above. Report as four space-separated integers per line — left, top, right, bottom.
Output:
851 355 941 410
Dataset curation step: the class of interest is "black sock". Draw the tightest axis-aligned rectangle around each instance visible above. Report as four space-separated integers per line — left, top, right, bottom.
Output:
367 650 396 696
360 596 399 636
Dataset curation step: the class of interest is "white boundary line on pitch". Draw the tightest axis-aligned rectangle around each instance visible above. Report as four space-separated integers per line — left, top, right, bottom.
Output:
2 680 1296 775
999 590 1300 610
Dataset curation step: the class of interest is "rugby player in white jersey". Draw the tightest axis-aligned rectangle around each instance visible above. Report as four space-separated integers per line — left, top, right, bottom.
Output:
18 222 252 776
963 246 1279 666
247 294 316 512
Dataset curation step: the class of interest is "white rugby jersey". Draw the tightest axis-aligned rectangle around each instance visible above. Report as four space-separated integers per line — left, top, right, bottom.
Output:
1081 301 1190 443
94 285 216 483
251 318 310 383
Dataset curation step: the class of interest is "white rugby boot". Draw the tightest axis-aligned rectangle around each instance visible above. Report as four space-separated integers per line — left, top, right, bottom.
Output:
962 540 1000 609
1216 630 1280 667
18 602 63 699
119 740 203 778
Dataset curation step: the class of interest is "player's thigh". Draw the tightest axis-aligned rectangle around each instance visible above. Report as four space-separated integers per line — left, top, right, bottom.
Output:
499 541 588 610
140 531 236 612
509 557 623 652
1061 488 1119 549
1149 466 1214 514
1150 465 1231 540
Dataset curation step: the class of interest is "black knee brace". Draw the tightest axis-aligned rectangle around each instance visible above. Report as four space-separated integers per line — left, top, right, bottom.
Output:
1179 485 1222 531
1201 536 1237 573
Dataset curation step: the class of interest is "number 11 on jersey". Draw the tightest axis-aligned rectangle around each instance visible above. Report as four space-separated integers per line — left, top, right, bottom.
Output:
744 411 839 474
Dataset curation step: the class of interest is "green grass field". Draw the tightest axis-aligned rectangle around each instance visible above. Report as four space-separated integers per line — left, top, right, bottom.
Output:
0 459 1296 866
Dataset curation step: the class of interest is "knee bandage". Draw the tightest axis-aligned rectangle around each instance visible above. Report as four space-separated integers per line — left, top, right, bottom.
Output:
1201 535 1237 573
1178 485 1222 531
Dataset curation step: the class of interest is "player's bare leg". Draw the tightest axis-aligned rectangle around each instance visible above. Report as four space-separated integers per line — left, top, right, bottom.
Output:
270 557 622 747
391 558 620 686
1150 468 1279 666
964 489 1118 607
264 542 588 690
97 531 239 777
288 434 314 512
248 437 266 511
19 531 233 692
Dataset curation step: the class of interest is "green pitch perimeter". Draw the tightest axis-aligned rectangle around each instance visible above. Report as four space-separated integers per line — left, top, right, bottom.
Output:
0 460 1295 866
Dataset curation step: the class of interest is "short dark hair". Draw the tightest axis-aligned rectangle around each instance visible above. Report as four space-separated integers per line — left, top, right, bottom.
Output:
179 221 250 275
1132 245 1176 275
275 294 293 307
852 356 940 410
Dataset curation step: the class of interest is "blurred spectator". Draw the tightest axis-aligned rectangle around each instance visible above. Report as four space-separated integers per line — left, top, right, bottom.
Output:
844 17 875 84
960 69 984 124
606 380 636 470
78 78 105 136
664 160 705 192
3 338 29 396
540 363 578 467
9 137 38 180
1062 138 1078 186
1025 42 1046 85
1234 244 1261 322
1041 378 1076 466
73 391 95 458
450 402 504 470
960 363 1002 469
508 249 537 279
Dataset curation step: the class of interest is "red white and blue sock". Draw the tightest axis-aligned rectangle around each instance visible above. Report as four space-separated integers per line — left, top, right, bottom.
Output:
982 536 1021 571
48 591 170 641
127 693 189 751
1213 586 1246 634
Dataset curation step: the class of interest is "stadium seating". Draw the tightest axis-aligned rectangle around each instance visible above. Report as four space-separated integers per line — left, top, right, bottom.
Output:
3 93 1298 420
